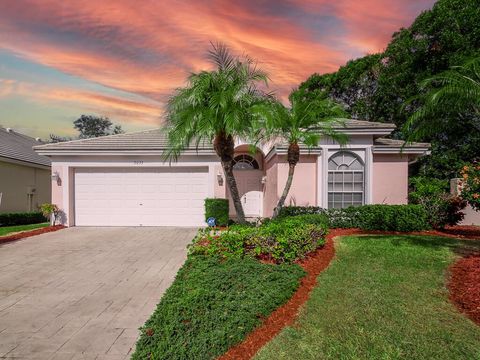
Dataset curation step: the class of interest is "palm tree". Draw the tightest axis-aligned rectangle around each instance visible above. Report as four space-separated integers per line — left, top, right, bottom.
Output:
164 43 271 224
404 57 480 140
256 91 347 218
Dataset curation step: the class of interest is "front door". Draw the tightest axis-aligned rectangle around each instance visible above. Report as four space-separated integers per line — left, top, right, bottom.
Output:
228 170 263 218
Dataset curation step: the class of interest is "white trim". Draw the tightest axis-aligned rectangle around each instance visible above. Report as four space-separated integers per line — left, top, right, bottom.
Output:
316 154 322 207
264 146 322 162
365 146 373 204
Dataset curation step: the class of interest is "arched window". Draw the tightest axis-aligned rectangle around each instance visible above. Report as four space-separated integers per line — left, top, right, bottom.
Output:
328 151 364 208
233 154 259 170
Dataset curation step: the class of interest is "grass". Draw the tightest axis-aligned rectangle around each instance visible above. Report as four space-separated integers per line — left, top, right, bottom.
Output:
255 235 480 360
132 256 305 360
0 222 49 237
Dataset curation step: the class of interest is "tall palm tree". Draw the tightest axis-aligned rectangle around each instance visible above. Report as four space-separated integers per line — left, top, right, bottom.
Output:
163 43 271 223
256 91 347 218
404 57 480 140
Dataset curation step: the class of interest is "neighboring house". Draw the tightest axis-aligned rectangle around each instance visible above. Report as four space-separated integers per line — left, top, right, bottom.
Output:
34 119 430 227
0 127 51 213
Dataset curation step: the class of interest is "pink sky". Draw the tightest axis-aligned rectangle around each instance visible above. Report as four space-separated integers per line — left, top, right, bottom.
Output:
0 0 435 138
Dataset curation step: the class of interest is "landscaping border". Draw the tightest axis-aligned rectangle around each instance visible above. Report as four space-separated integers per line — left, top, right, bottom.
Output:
0 225 65 245
219 225 480 360
448 254 480 325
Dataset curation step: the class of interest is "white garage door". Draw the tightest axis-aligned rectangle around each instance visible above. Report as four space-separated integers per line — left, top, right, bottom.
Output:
74 167 209 227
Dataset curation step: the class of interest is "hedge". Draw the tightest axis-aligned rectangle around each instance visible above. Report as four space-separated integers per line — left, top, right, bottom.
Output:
0 212 47 227
278 205 430 232
204 198 229 227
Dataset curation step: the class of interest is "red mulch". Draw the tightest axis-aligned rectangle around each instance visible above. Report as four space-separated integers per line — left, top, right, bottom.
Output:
219 228 361 360
218 225 480 360
0 225 65 245
449 254 480 325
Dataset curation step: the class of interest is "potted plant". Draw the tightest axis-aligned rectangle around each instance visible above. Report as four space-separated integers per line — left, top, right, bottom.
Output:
39 203 60 226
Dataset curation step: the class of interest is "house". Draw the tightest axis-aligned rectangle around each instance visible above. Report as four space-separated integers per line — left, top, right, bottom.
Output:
34 119 430 227
0 127 51 213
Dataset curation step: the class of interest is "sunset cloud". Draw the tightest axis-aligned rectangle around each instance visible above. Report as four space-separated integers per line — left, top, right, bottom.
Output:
0 0 435 136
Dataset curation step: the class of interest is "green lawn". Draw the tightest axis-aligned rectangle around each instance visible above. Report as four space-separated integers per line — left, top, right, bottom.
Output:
255 235 480 360
0 222 49 237
132 256 305 360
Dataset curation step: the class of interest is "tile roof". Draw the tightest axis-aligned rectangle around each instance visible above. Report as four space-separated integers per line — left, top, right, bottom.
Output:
34 128 214 151
35 119 398 153
0 128 51 167
331 119 396 129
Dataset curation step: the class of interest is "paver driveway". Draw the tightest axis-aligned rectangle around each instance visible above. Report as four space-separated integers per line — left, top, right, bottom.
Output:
0 227 196 359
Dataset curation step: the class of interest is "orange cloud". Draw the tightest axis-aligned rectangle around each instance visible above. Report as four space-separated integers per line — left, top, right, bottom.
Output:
0 0 435 131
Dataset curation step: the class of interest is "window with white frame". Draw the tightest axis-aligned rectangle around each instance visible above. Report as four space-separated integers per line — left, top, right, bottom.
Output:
328 151 364 208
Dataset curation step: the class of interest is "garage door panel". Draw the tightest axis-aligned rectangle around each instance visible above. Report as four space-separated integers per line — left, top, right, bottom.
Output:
74 167 209 226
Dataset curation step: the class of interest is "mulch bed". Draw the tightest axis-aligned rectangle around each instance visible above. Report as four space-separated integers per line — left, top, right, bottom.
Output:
0 225 65 245
219 225 480 360
449 255 480 325
219 228 361 360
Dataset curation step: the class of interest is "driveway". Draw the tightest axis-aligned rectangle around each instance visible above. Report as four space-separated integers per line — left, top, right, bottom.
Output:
0 227 196 359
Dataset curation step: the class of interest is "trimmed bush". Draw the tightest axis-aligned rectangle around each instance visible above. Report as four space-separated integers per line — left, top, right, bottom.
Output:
0 212 47 227
190 216 328 263
132 256 305 360
277 206 325 218
204 198 229 226
279 204 431 232
409 177 467 229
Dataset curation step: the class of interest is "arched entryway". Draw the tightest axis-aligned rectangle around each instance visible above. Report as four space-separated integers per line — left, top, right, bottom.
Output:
228 145 264 219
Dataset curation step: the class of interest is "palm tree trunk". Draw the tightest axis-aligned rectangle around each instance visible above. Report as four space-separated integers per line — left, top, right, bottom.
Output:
213 131 246 224
273 164 296 218
273 142 299 218
222 160 246 223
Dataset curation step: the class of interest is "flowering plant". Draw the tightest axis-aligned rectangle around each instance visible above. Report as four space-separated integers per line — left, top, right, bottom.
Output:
460 162 480 211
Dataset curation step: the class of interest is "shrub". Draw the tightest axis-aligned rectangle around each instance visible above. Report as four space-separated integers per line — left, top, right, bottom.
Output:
352 205 430 232
409 177 466 228
132 256 305 360
251 217 328 263
0 212 47 227
190 217 328 263
204 198 229 226
460 162 480 211
277 206 325 218
39 203 60 225
279 204 431 232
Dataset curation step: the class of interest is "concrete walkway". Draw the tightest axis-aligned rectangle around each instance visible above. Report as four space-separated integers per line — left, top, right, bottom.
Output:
0 227 195 359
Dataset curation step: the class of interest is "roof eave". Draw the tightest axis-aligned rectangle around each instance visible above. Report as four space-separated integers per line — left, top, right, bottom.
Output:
35 149 217 157
372 147 431 155
0 155 51 169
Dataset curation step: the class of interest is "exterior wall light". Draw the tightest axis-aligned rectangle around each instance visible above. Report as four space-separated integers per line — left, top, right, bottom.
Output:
51 172 60 182
261 176 267 184
217 171 224 186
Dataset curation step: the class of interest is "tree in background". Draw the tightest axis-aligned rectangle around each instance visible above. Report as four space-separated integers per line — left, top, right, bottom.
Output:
49 115 124 142
295 0 480 180
163 43 272 223
74 115 124 138
256 91 347 217
404 57 480 141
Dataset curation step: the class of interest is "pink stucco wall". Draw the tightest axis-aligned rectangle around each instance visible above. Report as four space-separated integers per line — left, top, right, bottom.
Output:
263 154 317 217
51 164 64 211
372 154 409 204
263 156 278 217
